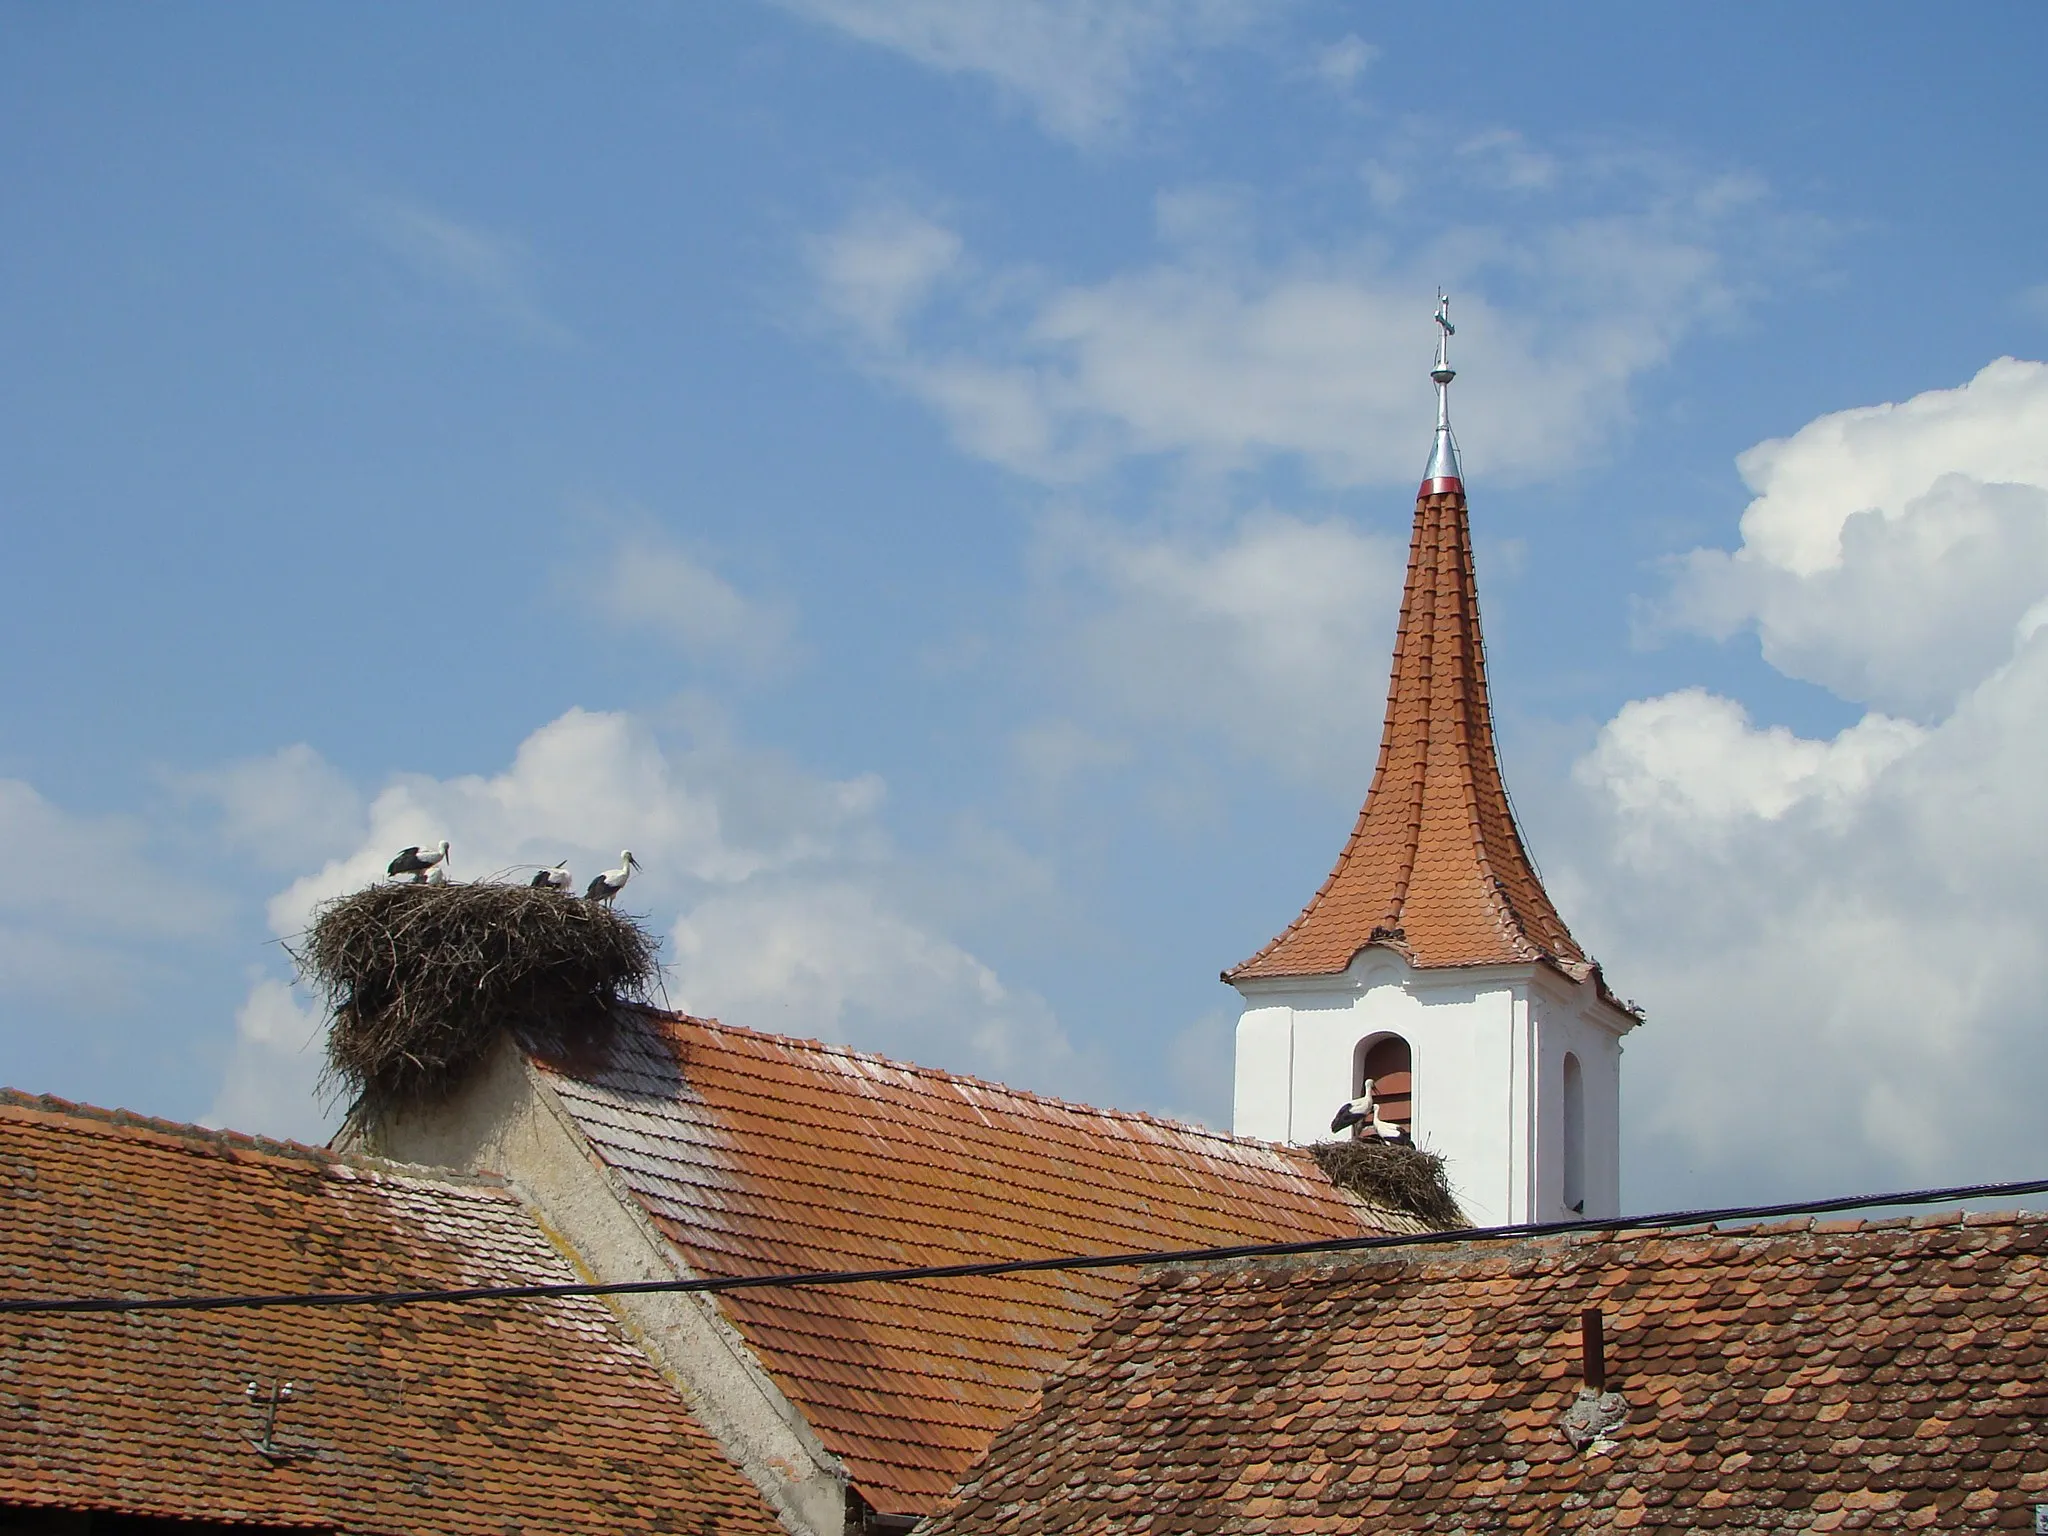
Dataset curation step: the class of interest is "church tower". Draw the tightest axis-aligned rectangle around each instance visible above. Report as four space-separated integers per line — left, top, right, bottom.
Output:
1226 297 1640 1227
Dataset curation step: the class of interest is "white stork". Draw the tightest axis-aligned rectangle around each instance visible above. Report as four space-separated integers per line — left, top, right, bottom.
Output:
585 850 640 905
1329 1080 1407 1142
530 862 574 892
387 841 450 882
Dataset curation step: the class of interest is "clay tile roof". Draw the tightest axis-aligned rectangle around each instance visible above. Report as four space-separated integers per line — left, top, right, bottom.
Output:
0 1091 785 1536
1228 484 1596 982
530 1011 1414 1518
929 1213 2048 1534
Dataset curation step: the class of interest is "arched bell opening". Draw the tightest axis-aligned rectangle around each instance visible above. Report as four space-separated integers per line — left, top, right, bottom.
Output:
1349 1033 1414 1141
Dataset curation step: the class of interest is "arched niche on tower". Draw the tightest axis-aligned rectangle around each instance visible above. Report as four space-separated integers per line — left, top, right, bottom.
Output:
1561 1050 1586 1215
1350 1031 1414 1140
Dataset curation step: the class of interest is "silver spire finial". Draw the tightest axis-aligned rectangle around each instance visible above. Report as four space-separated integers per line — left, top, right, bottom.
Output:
1422 289 1463 492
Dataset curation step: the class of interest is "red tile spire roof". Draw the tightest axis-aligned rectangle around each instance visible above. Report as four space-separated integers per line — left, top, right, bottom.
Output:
1229 297 1595 982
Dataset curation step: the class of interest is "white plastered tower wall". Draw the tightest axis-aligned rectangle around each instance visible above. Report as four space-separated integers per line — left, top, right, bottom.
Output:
1231 949 1633 1227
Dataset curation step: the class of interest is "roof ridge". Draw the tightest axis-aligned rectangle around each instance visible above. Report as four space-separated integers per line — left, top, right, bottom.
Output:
0 1088 508 1192
0 1088 343 1163
1131 1207 2048 1284
634 1009 1316 1156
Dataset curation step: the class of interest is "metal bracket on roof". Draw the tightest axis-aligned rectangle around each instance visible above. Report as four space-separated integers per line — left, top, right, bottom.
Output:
245 1378 307 1463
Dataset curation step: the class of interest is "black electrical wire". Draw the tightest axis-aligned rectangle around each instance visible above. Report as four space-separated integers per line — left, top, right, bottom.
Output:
3 1173 2044 1319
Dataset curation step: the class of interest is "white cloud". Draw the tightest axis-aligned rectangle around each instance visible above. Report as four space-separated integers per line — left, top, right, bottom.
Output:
1309 34 1377 90
1567 650 2048 1200
1659 359 2048 719
0 778 226 942
812 160 1768 487
1457 129 1558 193
0 777 232 1029
811 206 964 348
356 194 574 345
1048 509 1407 789
1157 1009 1233 1128
1557 362 2048 1205
264 708 879 937
0 927 152 1011
1743 359 2048 580
215 708 1082 1137
1011 719 1132 803
573 529 800 674
771 0 1273 146
669 880 1085 1089
1577 689 1922 847
172 744 366 875
205 976 333 1142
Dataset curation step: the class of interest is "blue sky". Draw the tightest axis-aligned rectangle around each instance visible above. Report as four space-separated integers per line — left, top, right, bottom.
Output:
5 2 2047 1211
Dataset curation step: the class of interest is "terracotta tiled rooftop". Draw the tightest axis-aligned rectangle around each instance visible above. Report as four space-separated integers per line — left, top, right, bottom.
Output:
1229 482 1597 983
531 1010 1415 1518
0 1092 785 1535
931 1210 2048 1533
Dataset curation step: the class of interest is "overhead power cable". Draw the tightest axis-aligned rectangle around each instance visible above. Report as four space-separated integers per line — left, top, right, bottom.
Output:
3 1174 2045 1320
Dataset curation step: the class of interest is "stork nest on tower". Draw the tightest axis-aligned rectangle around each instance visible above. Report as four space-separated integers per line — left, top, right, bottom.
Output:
1309 1138 1467 1230
296 881 661 1122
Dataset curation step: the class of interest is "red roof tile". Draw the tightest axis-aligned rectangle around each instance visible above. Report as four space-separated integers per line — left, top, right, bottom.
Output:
930 1213 2048 1533
0 1092 785 1536
1229 485 1596 982
531 1012 1412 1517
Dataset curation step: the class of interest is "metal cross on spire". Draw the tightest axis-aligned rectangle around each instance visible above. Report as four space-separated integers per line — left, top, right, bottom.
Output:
1422 289 1464 493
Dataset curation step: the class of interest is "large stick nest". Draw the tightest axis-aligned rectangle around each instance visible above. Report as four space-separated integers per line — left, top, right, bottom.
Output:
296 881 660 1121
1309 1138 1468 1230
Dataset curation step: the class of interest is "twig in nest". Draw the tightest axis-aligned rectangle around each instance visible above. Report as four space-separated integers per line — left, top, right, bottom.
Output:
292 881 660 1123
1309 1138 1468 1229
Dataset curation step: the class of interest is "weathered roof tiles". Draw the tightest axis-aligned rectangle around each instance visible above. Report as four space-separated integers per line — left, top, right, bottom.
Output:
531 1011 1420 1516
930 1211 2048 1533
0 1091 786 1536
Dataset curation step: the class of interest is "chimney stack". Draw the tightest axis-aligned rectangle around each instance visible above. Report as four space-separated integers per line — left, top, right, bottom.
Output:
1580 1307 1606 1392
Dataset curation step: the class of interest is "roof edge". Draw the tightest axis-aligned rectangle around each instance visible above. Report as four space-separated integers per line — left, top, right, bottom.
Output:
0 1089 514 1190
1225 946 1643 1027
562 1007 1324 1156
0 1089 341 1165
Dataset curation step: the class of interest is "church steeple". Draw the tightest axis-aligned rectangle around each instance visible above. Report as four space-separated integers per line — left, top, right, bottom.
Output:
1227 293 1590 984
1225 296 1638 1227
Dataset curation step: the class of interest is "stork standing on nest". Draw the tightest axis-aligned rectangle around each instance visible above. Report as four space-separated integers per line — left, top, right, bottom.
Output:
585 850 640 906
531 862 574 892
387 841 450 883
1330 1080 1407 1142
